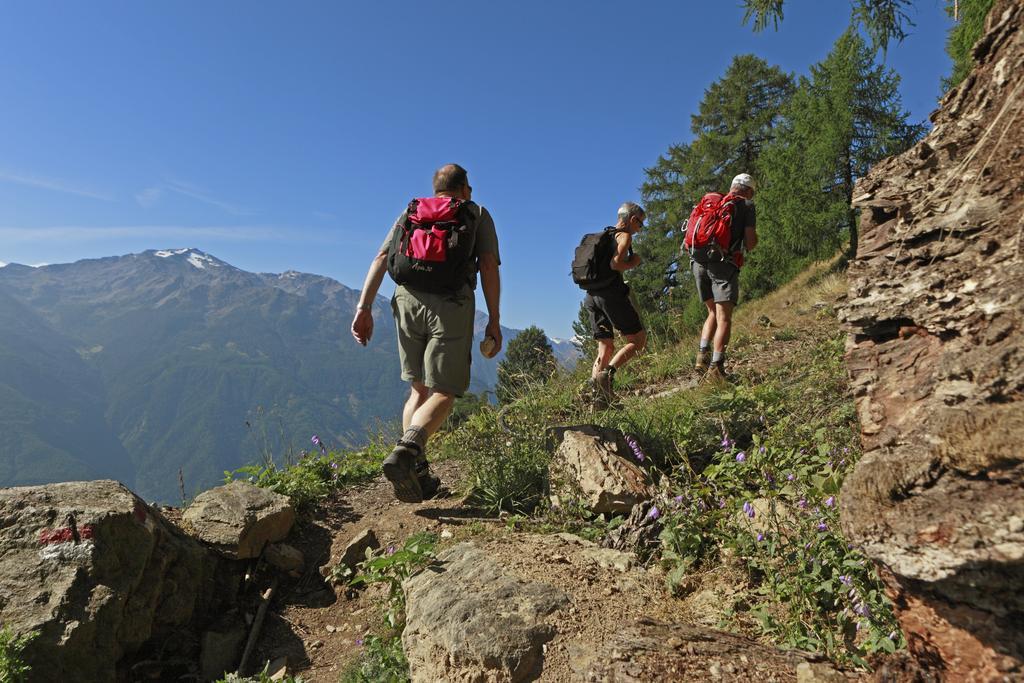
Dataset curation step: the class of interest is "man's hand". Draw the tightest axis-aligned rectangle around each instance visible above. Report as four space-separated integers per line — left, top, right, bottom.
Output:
484 319 503 357
351 309 374 346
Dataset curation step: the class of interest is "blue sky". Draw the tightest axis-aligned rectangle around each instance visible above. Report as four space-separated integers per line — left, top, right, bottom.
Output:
0 1 953 338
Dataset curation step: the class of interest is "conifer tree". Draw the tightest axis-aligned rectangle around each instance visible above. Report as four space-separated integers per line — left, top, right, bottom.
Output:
496 326 556 404
633 55 794 336
745 28 925 295
743 0 915 53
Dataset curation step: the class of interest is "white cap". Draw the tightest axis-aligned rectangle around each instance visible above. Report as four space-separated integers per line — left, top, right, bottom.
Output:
731 173 755 190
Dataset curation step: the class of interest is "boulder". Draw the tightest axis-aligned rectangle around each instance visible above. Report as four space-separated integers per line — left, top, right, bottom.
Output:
0 480 223 681
183 480 295 559
839 1 1024 678
568 617 812 682
402 542 568 682
547 426 654 514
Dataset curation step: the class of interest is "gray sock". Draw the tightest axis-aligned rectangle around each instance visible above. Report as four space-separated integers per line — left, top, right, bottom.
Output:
712 351 725 364
399 426 428 454
699 339 711 353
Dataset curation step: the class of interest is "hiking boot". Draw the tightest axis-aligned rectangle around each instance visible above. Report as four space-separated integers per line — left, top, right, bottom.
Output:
414 456 442 500
695 350 711 372
382 444 423 503
703 362 729 384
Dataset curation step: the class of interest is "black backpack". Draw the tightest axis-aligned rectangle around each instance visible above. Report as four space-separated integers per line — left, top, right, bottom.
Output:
387 197 478 294
571 227 625 291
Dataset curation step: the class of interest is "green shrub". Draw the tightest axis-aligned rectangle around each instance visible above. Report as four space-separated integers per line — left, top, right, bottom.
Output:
225 443 385 511
0 627 36 683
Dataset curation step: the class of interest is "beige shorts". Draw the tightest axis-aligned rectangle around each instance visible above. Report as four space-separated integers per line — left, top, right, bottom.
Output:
391 285 475 396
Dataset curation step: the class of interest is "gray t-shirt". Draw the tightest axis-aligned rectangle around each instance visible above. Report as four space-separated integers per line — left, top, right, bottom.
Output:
379 201 500 291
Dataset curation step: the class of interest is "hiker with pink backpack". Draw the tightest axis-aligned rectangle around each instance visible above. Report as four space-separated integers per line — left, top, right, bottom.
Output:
683 173 759 381
350 163 502 503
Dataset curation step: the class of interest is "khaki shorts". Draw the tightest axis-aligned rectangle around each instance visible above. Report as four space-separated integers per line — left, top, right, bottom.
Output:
391 285 475 396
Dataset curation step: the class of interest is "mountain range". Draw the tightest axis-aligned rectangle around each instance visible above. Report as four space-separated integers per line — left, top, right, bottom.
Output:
0 249 577 502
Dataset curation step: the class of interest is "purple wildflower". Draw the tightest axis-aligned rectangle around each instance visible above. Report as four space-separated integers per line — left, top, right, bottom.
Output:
355 638 364 646
735 451 746 463
759 446 766 454
825 496 836 508
672 495 684 505
742 501 755 518
817 521 828 531
839 575 852 586
756 533 764 542
330 461 339 469
647 506 661 521
386 545 396 556
786 473 796 481
798 498 808 509
765 471 774 484
625 436 646 462
718 498 727 509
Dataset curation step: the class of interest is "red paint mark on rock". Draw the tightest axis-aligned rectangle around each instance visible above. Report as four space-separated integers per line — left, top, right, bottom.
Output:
39 524 95 545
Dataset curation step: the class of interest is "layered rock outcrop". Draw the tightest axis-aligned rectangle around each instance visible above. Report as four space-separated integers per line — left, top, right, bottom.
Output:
839 2 1024 678
0 480 227 681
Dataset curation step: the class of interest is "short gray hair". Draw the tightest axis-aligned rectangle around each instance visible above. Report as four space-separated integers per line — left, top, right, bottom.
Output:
617 201 645 223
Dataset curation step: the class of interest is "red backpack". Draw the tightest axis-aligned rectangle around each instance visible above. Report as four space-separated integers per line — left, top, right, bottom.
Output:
386 197 478 294
683 192 745 267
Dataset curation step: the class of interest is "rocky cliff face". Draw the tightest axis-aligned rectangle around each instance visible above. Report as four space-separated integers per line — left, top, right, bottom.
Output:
839 2 1023 679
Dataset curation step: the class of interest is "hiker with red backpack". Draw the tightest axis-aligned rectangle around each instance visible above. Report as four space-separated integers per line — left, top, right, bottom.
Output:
350 163 502 503
684 173 758 381
571 202 648 405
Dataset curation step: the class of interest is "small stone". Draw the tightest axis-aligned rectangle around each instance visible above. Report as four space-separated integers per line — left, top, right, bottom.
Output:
440 529 453 539
325 624 337 633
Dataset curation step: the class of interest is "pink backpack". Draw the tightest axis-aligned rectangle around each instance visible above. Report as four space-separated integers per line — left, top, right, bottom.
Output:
387 197 478 293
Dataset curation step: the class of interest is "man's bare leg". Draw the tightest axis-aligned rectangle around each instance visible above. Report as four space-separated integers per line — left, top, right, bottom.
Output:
608 330 647 370
713 302 734 354
402 382 430 431
701 299 717 345
408 389 456 438
592 339 615 379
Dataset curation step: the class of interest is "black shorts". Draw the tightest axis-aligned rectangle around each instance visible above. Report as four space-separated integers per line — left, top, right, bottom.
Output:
584 286 644 340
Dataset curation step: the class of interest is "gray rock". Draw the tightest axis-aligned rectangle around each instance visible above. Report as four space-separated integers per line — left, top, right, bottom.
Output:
200 612 248 681
183 481 295 559
265 542 304 573
547 425 654 514
0 480 223 681
403 542 568 682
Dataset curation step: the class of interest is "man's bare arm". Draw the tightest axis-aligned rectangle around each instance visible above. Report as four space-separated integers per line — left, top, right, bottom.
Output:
351 250 388 346
611 232 641 271
479 252 503 354
744 225 758 252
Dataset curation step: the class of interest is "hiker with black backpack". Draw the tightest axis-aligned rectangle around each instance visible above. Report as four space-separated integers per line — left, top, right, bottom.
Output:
571 201 648 405
684 173 758 381
350 163 502 503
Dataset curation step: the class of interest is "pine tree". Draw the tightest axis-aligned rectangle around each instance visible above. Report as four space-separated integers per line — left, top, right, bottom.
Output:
742 0 915 53
496 326 556 404
745 28 925 295
570 302 597 362
634 55 793 336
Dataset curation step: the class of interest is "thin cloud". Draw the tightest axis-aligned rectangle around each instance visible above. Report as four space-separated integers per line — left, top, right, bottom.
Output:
0 169 113 201
0 225 284 243
163 179 255 216
136 186 164 208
